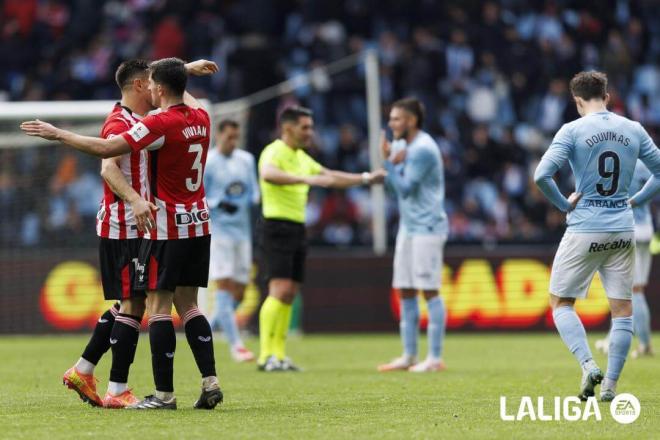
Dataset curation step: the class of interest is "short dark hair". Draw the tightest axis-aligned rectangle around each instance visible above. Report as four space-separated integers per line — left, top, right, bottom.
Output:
392 98 425 128
217 119 239 132
115 59 149 89
569 71 608 100
279 106 313 125
149 57 187 96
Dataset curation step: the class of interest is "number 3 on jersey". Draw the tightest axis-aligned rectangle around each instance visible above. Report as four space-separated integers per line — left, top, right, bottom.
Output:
186 143 203 192
596 151 620 197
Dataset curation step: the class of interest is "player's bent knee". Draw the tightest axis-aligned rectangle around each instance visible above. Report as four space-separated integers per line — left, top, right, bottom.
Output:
609 298 632 318
549 293 575 309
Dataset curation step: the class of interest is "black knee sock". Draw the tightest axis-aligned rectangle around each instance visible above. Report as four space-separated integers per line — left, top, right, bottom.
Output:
109 313 142 384
148 315 176 392
81 302 120 365
183 308 217 378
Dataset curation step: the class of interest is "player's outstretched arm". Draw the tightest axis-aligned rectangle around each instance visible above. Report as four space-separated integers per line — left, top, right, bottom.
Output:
101 158 158 232
319 168 386 188
21 120 131 158
182 59 219 110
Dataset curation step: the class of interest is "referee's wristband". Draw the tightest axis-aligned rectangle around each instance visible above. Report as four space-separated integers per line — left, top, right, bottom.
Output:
361 172 371 185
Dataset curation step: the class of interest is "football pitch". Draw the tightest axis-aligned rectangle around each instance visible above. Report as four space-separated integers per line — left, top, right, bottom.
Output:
0 332 657 439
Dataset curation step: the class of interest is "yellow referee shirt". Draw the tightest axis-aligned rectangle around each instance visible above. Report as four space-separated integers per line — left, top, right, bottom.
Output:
258 139 323 223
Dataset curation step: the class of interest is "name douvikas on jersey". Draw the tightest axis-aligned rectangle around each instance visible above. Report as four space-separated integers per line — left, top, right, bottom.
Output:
540 111 660 232
96 103 149 239
121 104 212 240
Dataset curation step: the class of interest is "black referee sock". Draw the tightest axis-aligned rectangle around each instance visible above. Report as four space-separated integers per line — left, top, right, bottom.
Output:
149 315 176 392
109 313 142 384
81 302 120 365
183 308 217 378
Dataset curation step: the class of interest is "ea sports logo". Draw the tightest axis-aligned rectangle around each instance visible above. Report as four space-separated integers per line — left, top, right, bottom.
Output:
610 393 640 424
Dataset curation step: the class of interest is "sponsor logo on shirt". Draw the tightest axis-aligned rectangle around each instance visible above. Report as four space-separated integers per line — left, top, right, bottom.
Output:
581 199 628 209
175 209 210 226
588 239 632 253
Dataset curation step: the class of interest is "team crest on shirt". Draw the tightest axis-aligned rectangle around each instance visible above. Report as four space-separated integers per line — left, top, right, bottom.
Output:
226 181 246 198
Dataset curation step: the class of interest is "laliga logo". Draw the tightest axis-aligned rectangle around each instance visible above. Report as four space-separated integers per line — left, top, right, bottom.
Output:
500 396 602 422
500 394 641 423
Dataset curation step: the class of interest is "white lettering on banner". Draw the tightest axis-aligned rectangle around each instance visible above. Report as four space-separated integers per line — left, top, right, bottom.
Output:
500 396 602 422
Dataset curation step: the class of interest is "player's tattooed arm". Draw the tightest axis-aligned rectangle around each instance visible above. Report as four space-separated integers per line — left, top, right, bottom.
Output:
20 120 132 158
182 59 219 109
101 157 158 232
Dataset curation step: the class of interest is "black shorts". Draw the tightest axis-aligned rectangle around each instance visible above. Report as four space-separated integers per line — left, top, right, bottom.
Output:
260 218 307 282
134 235 211 292
99 238 145 300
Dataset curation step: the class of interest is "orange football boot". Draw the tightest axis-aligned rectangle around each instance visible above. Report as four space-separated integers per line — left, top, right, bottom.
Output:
62 366 103 407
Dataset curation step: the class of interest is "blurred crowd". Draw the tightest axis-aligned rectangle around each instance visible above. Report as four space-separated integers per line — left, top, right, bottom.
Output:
1 0 659 248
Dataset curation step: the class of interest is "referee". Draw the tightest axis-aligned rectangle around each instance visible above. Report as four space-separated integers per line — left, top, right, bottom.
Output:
257 106 385 371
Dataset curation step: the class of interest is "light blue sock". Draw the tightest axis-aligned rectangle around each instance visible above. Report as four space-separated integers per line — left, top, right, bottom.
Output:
606 316 633 381
426 296 446 360
400 297 419 358
214 290 241 347
552 306 593 367
632 294 651 346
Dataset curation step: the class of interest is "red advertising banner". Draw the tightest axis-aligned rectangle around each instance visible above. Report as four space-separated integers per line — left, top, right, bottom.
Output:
1 247 658 333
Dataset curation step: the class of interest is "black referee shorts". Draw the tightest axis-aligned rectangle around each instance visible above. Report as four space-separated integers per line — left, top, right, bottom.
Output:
133 236 211 292
260 218 307 283
98 237 145 300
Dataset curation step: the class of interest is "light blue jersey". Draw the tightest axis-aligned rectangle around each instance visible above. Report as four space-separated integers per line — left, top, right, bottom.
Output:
384 131 448 235
630 161 653 228
204 148 260 241
535 111 660 232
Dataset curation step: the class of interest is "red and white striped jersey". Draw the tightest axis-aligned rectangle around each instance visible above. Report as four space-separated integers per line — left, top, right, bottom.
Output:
96 103 149 239
122 104 211 240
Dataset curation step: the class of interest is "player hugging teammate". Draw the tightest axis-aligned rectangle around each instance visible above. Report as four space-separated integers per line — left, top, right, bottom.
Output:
23 58 223 410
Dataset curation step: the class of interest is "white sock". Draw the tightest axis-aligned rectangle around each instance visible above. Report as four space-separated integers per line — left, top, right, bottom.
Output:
108 381 128 396
155 391 174 402
202 376 219 390
75 357 95 375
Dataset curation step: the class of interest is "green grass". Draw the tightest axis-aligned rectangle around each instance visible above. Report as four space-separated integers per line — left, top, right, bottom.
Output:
0 333 657 439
